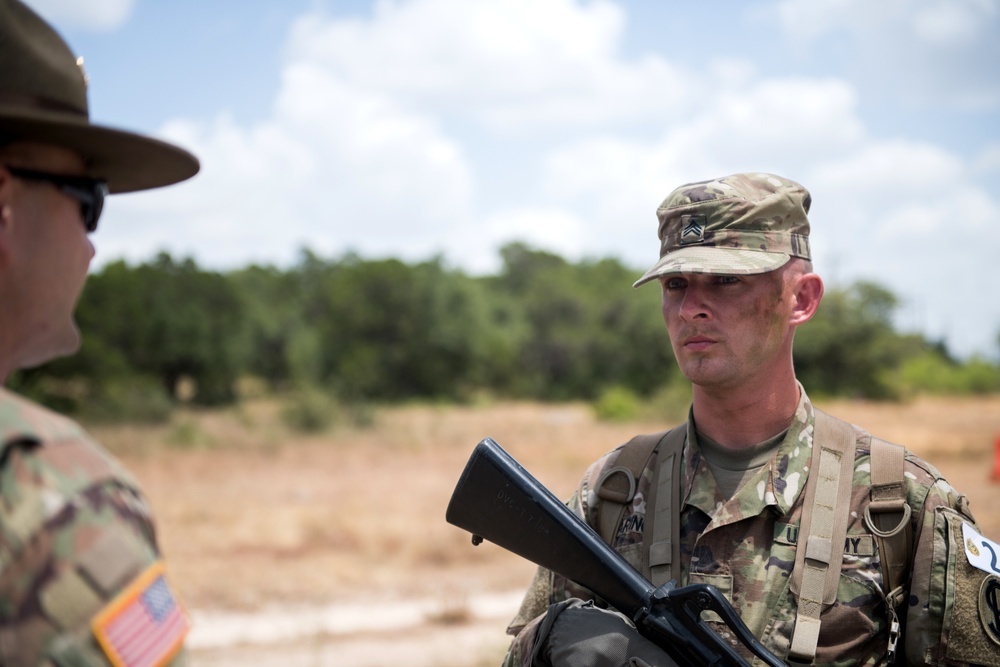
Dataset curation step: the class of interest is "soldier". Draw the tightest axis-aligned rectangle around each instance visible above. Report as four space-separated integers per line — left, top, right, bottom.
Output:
0 0 199 664
503 173 1000 667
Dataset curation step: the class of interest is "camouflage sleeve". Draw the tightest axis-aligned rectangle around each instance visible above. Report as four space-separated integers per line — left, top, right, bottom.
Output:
904 457 1000 666
502 604 548 667
0 436 187 666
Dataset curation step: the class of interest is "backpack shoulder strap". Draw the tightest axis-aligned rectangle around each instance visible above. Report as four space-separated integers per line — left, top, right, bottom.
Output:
644 424 687 587
789 409 913 664
865 436 911 593
865 435 912 662
595 431 664 546
788 408 857 662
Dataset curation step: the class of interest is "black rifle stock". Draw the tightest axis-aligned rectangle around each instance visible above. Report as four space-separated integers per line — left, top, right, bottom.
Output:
445 438 786 667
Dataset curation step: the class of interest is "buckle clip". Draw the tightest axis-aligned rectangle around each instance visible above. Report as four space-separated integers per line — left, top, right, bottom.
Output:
886 606 900 663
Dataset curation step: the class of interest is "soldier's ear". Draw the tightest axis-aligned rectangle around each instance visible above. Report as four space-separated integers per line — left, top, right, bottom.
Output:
789 270 823 326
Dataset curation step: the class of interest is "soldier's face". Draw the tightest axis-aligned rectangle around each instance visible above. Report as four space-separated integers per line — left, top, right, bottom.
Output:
0 143 95 374
660 267 795 391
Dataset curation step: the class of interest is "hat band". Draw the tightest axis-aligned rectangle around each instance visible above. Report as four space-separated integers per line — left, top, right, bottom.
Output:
661 229 811 260
0 90 87 117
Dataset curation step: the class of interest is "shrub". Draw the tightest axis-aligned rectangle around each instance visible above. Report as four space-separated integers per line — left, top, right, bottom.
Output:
593 386 642 422
167 417 214 449
640 380 692 425
893 351 1000 396
81 376 173 425
281 387 339 433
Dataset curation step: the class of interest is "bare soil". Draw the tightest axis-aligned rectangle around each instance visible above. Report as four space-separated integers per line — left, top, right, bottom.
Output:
87 395 1000 666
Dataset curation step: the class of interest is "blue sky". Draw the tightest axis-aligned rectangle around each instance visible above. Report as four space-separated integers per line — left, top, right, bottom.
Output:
26 0 1000 359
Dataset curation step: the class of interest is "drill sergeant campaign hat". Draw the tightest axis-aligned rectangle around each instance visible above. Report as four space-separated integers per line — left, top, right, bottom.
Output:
633 172 812 287
0 0 199 192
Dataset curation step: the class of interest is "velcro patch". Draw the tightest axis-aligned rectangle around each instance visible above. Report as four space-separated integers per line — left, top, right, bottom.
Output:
946 521 1000 665
92 561 188 667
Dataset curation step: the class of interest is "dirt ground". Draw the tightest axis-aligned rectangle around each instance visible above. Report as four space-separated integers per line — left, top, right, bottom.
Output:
88 395 1000 666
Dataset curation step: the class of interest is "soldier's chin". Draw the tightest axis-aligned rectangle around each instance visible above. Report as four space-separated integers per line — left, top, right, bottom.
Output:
55 321 84 359
21 322 82 370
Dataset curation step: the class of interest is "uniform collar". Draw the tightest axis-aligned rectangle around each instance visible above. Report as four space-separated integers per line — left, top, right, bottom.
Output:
682 383 816 520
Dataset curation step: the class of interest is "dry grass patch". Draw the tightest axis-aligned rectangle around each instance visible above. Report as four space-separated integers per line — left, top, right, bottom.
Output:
83 395 1000 613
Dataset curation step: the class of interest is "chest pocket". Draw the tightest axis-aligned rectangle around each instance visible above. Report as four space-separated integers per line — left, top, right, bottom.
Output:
764 525 886 664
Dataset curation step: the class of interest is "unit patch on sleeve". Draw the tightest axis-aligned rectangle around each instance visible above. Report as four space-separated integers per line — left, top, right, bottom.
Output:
979 575 1000 648
91 560 189 667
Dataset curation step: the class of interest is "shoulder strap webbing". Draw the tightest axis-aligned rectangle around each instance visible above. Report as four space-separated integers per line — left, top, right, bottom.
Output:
866 437 911 595
788 408 857 662
644 424 687 587
865 436 911 663
596 432 663 547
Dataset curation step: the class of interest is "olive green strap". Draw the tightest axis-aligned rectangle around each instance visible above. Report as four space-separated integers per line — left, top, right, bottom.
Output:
788 408 857 662
644 425 687 587
865 436 911 663
596 432 664 548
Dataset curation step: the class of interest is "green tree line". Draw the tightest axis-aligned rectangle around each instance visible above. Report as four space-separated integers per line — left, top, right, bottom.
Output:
10 244 1000 421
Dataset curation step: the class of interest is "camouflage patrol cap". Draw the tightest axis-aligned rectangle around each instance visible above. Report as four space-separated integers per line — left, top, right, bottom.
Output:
633 173 812 287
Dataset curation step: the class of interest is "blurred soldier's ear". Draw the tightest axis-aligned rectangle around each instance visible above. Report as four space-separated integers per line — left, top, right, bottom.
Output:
0 174 14 266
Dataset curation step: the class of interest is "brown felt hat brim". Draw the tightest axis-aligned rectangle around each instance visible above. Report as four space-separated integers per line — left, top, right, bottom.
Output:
0 107 199 194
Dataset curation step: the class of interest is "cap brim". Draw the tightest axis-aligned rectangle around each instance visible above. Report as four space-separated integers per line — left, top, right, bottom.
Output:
633 246 790 288
0 109 198 193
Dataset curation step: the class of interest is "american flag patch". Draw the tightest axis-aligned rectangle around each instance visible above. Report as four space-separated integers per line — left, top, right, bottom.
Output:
92 560 189 667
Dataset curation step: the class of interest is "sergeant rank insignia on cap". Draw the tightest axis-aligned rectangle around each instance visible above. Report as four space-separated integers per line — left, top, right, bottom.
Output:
679 215 705 244
92 560 189 667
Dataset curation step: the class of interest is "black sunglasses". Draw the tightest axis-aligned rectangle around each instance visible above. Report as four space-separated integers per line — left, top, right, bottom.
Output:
5 165 108 233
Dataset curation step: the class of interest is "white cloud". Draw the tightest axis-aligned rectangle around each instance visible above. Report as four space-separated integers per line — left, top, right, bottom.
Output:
97 57 475 269
801 140 1000 357
810 141 964 203
910 0 989 43
771 0 1000 110
540 76 867 262
23 0 134 31
95 0 708 272
806 139 991 257
775 0 995 43
974 143 1000 173
285 0 697 131
458 207 590 273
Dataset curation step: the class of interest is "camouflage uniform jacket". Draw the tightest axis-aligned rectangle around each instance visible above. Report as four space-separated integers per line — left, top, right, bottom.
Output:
0 388 187 666
504 388 1000 667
